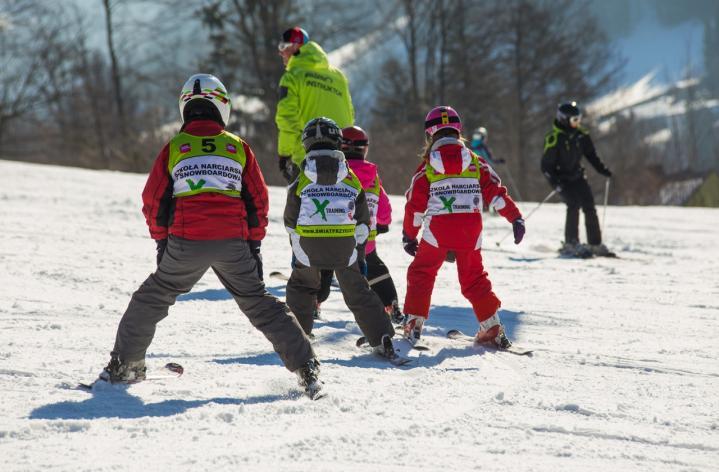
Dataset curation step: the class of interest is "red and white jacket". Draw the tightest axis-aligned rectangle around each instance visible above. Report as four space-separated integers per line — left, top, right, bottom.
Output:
142 120 269 241
403 138 521 251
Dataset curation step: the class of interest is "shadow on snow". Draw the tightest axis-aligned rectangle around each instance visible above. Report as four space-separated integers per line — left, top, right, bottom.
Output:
176 283 287 301
29 386 294 420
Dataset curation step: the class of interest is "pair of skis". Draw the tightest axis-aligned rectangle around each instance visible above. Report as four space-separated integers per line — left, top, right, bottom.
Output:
76 362 328 401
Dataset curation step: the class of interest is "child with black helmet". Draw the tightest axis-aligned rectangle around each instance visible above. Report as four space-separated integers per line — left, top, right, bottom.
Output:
284 117 408 364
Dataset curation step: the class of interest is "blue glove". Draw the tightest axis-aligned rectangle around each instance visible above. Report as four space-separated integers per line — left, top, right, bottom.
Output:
512 218 525 244
402 232 418 257
358 258 368 276
356 244 368 276
248 240 263 280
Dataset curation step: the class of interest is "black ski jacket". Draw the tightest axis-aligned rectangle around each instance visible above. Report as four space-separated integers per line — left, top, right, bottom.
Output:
541 120 610 187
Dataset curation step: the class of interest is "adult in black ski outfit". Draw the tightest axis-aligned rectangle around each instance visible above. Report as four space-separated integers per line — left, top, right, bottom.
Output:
541 101 614 257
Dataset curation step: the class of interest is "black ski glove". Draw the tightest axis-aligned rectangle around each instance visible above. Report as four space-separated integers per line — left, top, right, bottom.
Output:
376 224 389 235
402 231 418 257
248 240 263 280
278 155 295 183
156 238 167 266
599 167 612 178
512 218 525 244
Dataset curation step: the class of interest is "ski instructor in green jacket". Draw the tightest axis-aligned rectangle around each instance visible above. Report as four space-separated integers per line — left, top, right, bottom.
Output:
275 26 355 183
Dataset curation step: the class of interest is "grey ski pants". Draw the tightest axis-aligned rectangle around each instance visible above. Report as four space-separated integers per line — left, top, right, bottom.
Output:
285 262 394 347
112 236 314 372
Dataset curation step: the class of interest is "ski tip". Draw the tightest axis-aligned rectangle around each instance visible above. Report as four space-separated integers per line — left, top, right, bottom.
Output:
164 362 184 376
355 336 368 348
446 329 463 338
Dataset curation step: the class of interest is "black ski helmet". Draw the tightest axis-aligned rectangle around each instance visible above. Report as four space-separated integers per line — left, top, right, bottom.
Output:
556 101 581 127
302 117 343 151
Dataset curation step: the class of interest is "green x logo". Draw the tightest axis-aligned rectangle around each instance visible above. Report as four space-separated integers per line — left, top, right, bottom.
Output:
439 196 456 213
311 198 330 221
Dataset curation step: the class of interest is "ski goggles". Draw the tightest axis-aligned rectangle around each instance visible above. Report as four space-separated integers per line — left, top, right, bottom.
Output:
277 41 296 52
569 115 582 126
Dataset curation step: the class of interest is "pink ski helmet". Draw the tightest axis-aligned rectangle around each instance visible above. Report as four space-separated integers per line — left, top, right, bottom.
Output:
424 106 462 136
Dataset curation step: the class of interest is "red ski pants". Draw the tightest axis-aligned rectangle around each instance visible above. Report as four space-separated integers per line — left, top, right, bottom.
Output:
404 240 500 322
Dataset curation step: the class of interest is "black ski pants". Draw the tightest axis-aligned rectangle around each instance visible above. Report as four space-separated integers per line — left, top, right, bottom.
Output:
112 236 314 372
558 177 602 245
285 262 395 347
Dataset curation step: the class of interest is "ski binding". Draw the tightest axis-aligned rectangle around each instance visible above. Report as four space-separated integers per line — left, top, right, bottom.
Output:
446 329 533 356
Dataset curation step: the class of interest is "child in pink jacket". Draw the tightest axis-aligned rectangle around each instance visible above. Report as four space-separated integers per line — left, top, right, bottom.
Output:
342 126 404 325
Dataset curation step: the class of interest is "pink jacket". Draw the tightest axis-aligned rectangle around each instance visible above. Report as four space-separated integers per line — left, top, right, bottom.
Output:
347 159 391 254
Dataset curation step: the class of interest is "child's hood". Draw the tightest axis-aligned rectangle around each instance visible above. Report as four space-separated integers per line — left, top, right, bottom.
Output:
303 150 348 185
427 137 474 175
346 159 378 188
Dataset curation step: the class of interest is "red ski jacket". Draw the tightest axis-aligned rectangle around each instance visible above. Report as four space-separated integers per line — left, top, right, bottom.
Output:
142 120 269 241
403 138 521 251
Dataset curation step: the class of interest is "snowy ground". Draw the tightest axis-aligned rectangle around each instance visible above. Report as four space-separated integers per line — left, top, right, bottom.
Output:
1 159 718 471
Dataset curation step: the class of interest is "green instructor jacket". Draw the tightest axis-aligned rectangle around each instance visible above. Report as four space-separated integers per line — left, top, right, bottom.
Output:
276 41 355 165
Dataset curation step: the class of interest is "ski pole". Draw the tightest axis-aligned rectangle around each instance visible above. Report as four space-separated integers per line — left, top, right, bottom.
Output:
495 189 557 247
601 178 610 233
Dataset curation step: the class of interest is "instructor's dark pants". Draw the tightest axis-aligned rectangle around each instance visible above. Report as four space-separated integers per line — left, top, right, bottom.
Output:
113 236 314 372
286 262 395 347
558 178 602 245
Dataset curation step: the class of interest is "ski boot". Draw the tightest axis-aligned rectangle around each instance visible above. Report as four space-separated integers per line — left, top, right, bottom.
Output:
295 357 323 399
589 243 616 257
385 300 406 325
559 241 592 258
99 354 147 383
403 314 425 346
372 334 411 366
475 313 512 349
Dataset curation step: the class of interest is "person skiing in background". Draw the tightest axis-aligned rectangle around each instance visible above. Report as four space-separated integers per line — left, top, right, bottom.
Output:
541 101 614 257
341 125 405 325
275 26 355 316
275 27 354 182
402 106 526 348
470 126 504 165
100 74 323 398
284 117 407 364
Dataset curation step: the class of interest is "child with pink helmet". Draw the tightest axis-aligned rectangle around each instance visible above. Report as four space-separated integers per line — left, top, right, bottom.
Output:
402 106 526 348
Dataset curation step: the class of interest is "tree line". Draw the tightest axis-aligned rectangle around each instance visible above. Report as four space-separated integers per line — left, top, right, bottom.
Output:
2 0 716 203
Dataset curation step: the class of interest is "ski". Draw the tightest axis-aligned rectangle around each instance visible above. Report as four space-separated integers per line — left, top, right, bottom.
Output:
355 335 430 352
446 329 533 356
355 339 413 366
76 362 184 391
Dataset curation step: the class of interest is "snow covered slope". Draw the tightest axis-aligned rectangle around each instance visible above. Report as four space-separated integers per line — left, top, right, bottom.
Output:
1 160 717 471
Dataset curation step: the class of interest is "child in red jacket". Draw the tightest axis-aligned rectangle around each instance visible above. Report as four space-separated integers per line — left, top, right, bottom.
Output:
402 106 526 348
99 74 322 398
342 126 404 325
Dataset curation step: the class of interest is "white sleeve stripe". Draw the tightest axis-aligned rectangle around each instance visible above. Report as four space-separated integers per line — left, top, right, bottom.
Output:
405 170 425 201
